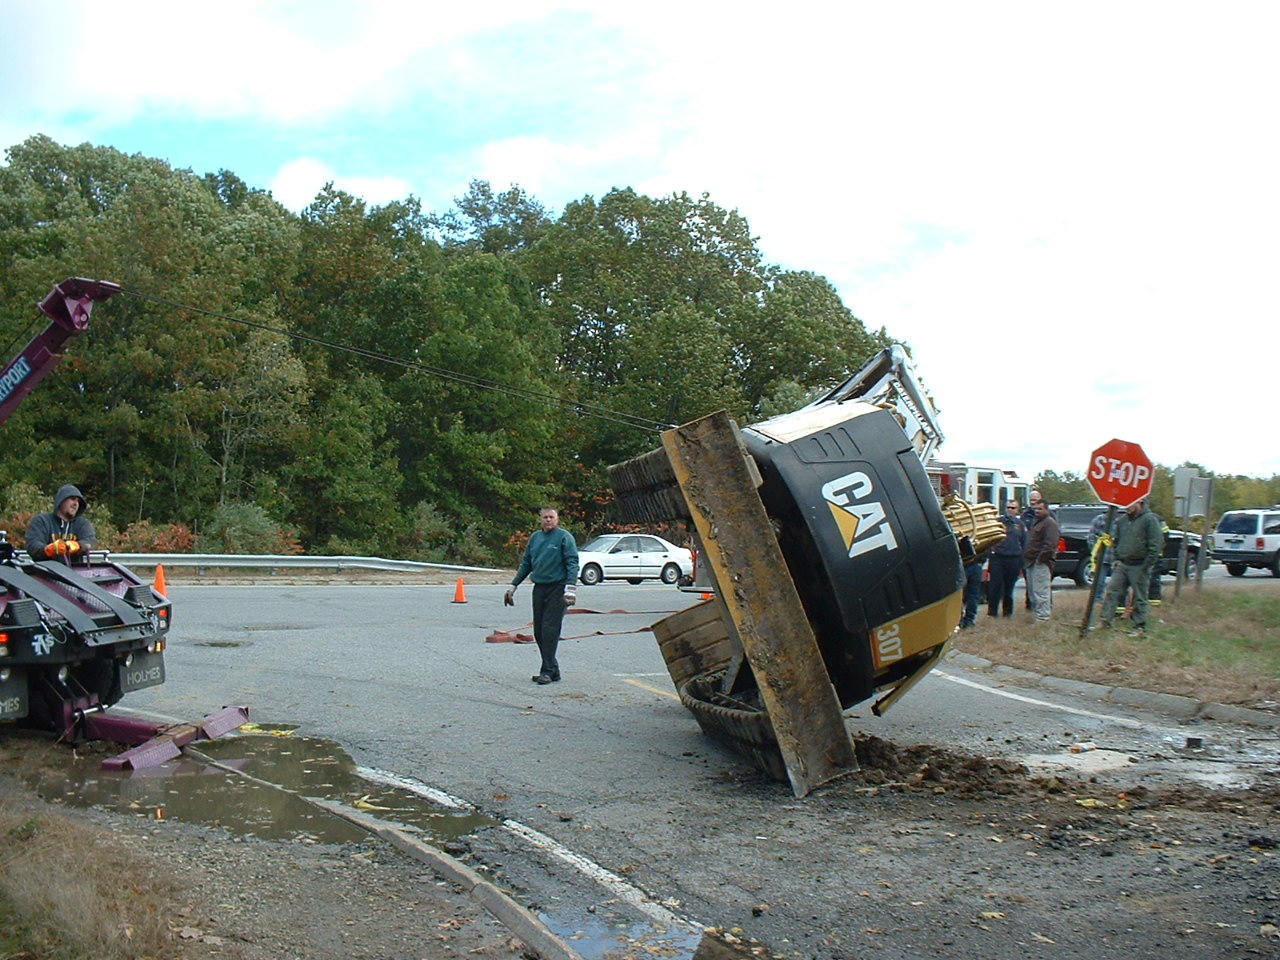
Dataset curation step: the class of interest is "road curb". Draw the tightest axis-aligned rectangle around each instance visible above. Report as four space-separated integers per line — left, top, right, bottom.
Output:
308 797 584 960
944 649 1279 728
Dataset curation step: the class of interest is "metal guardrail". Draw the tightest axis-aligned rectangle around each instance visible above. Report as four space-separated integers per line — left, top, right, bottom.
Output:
103 553 503 575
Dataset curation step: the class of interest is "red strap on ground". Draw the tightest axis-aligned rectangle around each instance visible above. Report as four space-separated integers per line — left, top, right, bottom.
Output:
484 630 535 643
484 607 680 644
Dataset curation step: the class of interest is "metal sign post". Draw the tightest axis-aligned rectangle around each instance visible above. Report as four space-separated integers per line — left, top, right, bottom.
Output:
1081 504 1117 637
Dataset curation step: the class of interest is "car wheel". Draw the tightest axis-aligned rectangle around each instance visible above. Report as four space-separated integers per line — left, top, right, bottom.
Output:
1183 554 1199 579
660 563 680 585
626 578 643 585
1271 554 1280 578
580 563 602 586
1226 562 1246 577
1073 560 1093 588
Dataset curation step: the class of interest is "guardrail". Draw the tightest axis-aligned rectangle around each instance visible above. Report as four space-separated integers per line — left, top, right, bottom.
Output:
104 553 503 575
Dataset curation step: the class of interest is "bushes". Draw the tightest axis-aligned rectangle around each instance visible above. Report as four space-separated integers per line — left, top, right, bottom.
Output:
112 520 195 552
194 502 301 555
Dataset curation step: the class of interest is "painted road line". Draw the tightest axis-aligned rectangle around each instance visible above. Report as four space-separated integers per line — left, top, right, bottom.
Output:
622 678 679 700
933 669 1176 732
359 766 699 934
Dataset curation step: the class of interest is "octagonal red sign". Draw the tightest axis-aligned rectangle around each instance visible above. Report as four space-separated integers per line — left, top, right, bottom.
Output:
1087 438 1154 507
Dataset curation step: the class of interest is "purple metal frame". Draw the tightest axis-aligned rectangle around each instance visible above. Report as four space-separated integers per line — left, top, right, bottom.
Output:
0 277 121 426
89 705 251 771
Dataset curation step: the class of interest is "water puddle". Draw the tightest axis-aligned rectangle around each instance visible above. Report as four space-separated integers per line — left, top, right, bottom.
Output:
18 725 493 846
544 912 704 959
536 914 769 960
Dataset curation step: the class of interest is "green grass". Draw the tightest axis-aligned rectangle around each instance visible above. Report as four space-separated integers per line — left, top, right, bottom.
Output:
954 582 1280 707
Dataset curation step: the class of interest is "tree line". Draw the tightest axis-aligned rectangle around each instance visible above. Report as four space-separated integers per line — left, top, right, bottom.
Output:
3 137 1271 563
0 136 888 562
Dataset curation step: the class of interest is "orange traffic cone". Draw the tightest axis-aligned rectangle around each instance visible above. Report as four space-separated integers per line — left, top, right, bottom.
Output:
153 564 168 599
451 577 467 603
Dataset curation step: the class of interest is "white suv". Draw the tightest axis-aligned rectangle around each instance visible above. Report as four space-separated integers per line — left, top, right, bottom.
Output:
1212 508 1280 577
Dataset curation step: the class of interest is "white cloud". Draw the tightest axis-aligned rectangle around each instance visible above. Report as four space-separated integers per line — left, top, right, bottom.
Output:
269 157 411 211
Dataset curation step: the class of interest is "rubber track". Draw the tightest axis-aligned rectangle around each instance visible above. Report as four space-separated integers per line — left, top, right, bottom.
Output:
607 445 692 524
680 671 786 782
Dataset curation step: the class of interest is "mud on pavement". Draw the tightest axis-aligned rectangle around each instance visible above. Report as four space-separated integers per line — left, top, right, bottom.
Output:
460 733 1280 960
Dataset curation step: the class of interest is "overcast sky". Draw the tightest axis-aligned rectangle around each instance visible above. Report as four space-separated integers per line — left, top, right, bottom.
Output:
3 1 1277 480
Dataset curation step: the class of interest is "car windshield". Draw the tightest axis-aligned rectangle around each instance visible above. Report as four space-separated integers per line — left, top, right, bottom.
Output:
1057 507 1105 527
1215 513 1257 535
581 537 620 553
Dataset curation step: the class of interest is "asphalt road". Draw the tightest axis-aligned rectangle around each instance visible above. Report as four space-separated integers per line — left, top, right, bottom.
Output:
122 579 1280 960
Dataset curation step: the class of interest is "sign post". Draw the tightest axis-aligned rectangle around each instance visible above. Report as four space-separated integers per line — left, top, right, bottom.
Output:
1080 439 1155 636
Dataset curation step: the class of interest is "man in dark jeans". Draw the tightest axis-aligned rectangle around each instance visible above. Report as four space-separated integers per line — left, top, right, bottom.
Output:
505 507 580 684
987 499 1026 617
1096 498 1163 636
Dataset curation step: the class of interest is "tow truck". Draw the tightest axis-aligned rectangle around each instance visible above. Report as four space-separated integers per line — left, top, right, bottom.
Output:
0 279 175 742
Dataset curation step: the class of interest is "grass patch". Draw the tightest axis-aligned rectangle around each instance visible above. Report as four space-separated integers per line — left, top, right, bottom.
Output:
0 798 192 960
953 581 1280 708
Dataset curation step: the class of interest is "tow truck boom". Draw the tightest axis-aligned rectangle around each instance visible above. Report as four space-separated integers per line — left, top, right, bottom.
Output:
0 277 121 426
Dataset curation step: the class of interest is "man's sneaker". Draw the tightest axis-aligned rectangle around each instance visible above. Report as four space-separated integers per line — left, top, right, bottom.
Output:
1127 626 1146 637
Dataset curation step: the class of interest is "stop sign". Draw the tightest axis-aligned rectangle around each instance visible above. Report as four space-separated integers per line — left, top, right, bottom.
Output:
1087 438 1154 507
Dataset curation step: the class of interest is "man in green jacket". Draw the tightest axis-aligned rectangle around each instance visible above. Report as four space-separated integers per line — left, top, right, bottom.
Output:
505 507 580 684
1097 498 1163 635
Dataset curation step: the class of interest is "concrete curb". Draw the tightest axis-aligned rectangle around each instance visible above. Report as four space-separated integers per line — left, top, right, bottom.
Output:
309 798 583 960
943 649 1280 728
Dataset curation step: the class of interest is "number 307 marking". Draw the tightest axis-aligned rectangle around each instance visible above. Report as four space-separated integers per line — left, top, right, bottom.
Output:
874 622 902 664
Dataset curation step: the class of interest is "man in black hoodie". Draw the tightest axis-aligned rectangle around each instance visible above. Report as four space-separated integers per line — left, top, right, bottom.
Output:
25 483 96 564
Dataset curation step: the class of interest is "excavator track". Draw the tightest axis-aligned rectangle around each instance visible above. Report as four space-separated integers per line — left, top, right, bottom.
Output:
607 445 693 525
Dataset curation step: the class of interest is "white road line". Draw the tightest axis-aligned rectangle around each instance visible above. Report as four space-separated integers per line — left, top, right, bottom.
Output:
500 819 699 931
358 766 700 933
933 669 1162 731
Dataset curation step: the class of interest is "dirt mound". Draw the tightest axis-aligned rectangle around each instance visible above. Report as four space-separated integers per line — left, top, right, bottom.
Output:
850 734 1031 794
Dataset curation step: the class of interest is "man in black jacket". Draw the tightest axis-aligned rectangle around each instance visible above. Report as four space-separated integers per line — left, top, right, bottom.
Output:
25 484 96 565
988 500 1026 617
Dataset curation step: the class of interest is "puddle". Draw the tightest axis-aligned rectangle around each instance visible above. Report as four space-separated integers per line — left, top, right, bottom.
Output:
542 912 704 960
537 914 770 960
20 726 494 846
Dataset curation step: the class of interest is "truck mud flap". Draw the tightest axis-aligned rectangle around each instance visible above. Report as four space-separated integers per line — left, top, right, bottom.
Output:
0 668 28 720
118 650 165 693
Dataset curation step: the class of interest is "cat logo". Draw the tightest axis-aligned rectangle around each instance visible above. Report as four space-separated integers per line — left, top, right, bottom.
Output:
821 470 899 559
